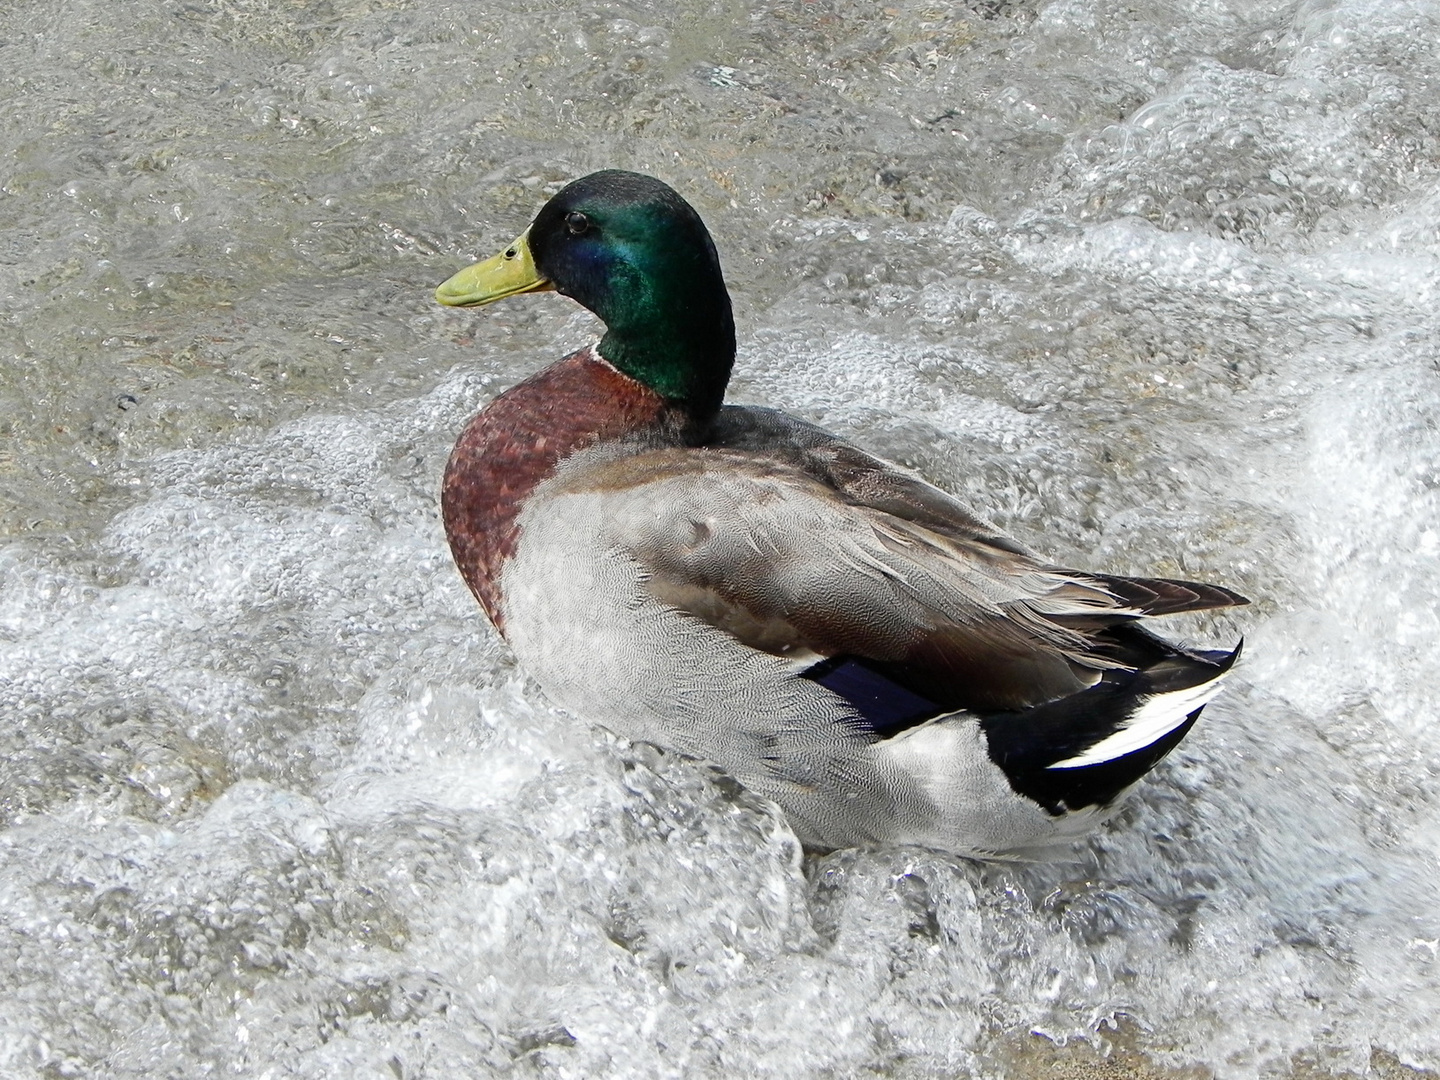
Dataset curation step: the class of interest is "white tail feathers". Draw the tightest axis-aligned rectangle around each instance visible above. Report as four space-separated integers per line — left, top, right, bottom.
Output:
1046 673 1230 770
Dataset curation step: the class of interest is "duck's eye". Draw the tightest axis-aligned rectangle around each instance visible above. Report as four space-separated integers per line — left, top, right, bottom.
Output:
565 211 591 236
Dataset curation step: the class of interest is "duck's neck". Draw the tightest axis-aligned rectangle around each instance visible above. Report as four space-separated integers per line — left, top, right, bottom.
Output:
596 325 731 417
441 346 676 630
592 271 736 419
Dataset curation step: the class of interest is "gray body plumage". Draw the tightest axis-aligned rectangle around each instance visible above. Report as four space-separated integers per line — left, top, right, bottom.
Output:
499 405 1228 856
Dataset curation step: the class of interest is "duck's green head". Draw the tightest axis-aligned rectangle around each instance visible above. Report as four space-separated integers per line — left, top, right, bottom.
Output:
437 170 736 417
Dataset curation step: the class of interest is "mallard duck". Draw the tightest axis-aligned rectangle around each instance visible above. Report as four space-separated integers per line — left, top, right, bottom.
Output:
435 170 1246 858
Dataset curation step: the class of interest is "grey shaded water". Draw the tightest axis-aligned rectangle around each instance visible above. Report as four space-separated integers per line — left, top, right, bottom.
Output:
2 0 1439 1076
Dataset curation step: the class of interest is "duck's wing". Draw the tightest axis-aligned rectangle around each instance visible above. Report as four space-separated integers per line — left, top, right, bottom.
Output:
553 416 1244 726
708 405 1032 555
709 407 1247 615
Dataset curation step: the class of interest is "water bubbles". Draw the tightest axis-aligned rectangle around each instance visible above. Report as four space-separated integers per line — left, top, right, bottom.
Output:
3 0 1440 1076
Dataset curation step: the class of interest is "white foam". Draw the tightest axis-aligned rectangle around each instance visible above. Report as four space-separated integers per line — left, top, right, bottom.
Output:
2 0 1440 1077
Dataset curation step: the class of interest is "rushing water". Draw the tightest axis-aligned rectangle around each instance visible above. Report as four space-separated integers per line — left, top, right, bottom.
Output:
3 0 1439 1076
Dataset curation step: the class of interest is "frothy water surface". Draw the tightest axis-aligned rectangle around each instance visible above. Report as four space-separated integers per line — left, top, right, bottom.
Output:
3 1 1439 1077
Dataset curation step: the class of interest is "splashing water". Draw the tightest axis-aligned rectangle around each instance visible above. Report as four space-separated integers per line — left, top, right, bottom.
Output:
2 0 1439 1077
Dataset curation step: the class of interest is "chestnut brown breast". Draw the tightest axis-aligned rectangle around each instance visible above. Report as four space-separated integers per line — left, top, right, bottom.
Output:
441 346 669 631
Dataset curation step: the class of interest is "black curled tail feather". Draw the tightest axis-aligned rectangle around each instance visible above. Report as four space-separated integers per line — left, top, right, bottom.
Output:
980 641 1240 816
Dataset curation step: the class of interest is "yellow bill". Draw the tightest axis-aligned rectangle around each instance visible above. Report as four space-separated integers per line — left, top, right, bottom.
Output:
435 229 554 306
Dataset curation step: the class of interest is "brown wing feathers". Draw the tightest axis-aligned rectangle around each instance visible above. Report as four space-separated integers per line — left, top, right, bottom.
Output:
1084 573 1249 617
582 411 1247 721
